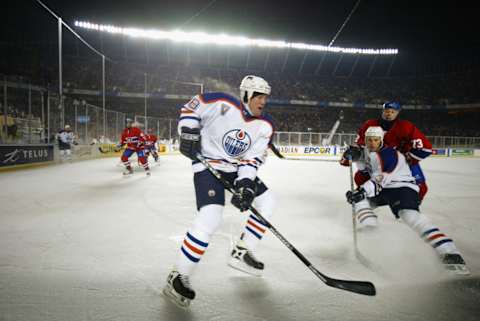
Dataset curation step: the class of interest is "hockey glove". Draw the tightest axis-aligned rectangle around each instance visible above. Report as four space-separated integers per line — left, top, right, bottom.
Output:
231 178 257 212
114 143 123 152
179 127 201 160
340 145 363 166
405 151 419 166
362 180 382 198
346 188 366 204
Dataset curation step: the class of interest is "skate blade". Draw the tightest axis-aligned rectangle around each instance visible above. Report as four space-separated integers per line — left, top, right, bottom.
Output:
445 264 471 276
162 285 191 308
228 258 263 277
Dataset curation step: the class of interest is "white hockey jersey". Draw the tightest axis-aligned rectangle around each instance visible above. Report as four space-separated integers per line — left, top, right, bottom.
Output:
178 92 274 181
57 130 75 144
356 146 419 194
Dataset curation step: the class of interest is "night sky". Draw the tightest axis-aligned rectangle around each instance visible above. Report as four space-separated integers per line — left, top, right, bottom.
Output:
2 0 479 54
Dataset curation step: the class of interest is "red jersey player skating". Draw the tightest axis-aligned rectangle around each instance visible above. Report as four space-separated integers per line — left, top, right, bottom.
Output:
144 128 159 163
341 101 432 201
117 119 150 176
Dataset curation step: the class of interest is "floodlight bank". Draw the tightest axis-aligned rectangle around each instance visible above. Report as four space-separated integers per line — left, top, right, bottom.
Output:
74 20 398 55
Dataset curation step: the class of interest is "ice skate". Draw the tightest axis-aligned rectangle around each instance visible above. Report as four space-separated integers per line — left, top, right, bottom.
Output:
228 240 264 276
123 167 133 176
162 270 195 308
145 169 151 176
441 253 470 276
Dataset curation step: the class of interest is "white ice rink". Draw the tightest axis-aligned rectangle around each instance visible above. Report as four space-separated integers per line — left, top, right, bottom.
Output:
1 155 479 321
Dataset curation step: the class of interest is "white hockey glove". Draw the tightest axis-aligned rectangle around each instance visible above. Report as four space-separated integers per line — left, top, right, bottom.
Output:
362 180 382 198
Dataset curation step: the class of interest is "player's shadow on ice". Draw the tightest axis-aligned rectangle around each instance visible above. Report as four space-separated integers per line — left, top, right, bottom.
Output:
228 277 296 321
158 299 194 321
78 179 145 198
309 245 351 263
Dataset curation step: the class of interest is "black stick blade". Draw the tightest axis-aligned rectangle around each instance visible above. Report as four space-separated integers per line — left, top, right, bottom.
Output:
326 278 376 296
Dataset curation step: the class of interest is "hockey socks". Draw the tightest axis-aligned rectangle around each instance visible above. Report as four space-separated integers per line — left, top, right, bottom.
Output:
176 231 209 275
399 209 458 255
242 214 268 249
398 209 468 274
241 190 274 250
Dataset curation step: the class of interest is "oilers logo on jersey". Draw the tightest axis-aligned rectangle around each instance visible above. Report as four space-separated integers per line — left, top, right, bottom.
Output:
222 129 251 157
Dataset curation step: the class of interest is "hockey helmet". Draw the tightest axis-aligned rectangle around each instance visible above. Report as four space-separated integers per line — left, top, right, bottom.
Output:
382 101 402 111
365 126 384 141
240 75 271 104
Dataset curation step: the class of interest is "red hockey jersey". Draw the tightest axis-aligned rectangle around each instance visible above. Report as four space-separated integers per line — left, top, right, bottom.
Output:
356 118 432 163
144 134 158 148
120 127 145 149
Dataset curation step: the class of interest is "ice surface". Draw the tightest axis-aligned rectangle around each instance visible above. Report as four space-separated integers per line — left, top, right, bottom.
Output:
1 155 479 321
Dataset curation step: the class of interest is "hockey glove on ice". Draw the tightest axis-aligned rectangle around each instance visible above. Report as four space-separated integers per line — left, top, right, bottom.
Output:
180 127 201 160
346 188 366 204
231 178 257 212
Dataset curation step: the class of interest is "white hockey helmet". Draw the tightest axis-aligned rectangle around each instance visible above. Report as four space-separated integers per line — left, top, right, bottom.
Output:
239 75 271 104
64 124 71 130
365 126 384 141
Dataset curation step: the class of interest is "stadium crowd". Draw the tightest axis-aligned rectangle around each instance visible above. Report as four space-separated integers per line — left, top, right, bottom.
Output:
2 57 480 144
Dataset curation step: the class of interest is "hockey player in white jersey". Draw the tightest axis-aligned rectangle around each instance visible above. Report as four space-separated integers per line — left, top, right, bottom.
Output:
57 125 77 161
163 75 276 307
346 126 469 275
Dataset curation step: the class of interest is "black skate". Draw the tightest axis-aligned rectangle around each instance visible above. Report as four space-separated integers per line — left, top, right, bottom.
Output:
228 241 264 276
123 167 133 176
162 270 195 308
441 254 470 276
145 169 151 176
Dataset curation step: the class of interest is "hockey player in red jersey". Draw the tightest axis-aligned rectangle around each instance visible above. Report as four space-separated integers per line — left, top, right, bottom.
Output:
117 119 150 176
144 128 159 163
341 101 432 201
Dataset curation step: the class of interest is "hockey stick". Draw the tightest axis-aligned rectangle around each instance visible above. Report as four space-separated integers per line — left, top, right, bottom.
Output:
349 162 359 249
282 157 339 162
98 146 109 154
196 153 376 296
270 144 339 162
269 143 285 159
98 145 122 154
348 161 377 269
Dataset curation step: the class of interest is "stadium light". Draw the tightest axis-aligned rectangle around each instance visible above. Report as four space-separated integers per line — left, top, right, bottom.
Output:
74 20 398 55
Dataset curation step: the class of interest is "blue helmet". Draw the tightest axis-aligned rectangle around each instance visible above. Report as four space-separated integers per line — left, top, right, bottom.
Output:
383 101 401 111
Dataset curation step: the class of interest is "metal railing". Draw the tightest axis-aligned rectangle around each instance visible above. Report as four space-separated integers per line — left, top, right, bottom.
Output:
2 75 479 148
273 132 480 148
